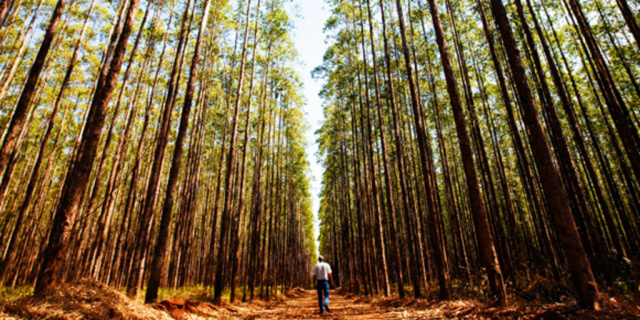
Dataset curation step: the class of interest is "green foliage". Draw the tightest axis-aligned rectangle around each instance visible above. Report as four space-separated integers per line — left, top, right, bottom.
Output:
0 286 33 301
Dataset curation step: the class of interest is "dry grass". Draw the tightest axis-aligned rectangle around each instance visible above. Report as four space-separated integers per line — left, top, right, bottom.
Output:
0 279 172 320
369 293 640 319
0 280 273 320
285 287 307 299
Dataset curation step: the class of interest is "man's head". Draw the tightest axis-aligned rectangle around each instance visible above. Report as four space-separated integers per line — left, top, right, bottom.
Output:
318 255 324 262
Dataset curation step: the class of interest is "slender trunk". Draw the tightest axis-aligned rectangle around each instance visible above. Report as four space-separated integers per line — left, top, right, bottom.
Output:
0 0 66 187
145 0 215 303
213 0 253 302
488 0 600 308
615 0 640 49
0 0 97 282
34 0 141 294
0 0 11 27
126 0 193 296
229 1 262 301
564 0 640 184
421 0 507 305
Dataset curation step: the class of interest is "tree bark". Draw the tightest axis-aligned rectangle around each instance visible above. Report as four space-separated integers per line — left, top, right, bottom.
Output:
0 0 66 190
488 0 600 308
34 0 141 294
213 0 253 302
422 0 507 305
145 0 215 303
126 0 193 296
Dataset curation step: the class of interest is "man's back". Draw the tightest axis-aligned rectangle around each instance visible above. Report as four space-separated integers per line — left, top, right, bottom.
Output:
313 257 333 314
313 262 332 281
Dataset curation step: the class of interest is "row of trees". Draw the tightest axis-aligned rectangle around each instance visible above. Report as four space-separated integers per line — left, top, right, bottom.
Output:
316 0 638 310
0 0 316 303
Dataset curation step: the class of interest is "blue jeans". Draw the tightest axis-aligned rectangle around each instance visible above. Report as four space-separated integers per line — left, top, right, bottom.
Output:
316 280 330 313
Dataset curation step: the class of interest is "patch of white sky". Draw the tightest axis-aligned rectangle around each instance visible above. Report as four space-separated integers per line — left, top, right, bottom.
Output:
287 0 331 255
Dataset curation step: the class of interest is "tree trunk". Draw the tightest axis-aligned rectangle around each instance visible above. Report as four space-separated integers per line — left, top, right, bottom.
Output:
0 0 66 189
144 0 215 303
488 0 600 308
34 0 141 294
213 0 253 303
126 0 193 297
615 0 640 49
422 0 507 305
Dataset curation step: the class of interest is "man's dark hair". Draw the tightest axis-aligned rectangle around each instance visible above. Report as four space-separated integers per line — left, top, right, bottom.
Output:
318 255 324 262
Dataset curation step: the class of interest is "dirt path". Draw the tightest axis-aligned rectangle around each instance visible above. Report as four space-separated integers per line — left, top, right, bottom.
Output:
226 290 640 320
234 290 409 320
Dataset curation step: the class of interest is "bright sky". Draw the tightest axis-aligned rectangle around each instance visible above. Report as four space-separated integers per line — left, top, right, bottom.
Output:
290 1 331 254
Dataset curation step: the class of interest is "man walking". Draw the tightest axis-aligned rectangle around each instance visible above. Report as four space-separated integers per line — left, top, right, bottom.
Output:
312 255 333 314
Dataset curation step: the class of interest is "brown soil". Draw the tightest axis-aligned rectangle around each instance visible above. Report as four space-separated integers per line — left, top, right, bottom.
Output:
1 282 638 319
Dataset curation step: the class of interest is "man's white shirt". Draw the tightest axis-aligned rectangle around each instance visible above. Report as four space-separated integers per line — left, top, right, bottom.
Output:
313 262 332 281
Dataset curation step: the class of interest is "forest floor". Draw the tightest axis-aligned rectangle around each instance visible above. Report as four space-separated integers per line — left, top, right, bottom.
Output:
0 280 639 319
